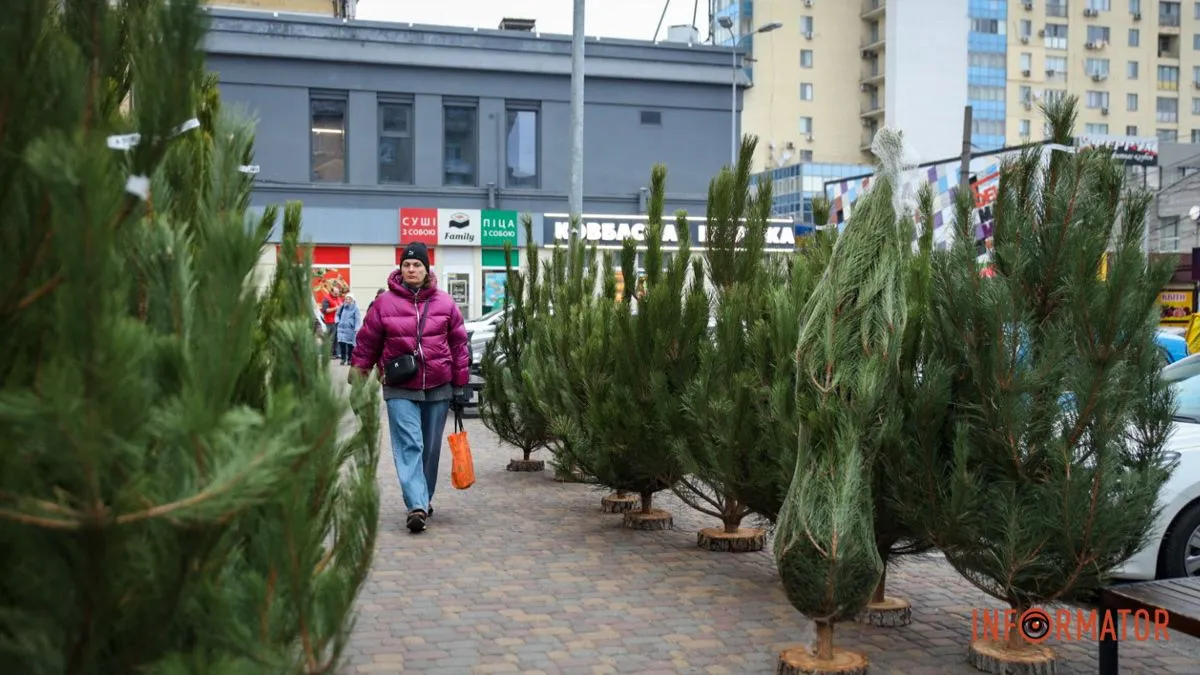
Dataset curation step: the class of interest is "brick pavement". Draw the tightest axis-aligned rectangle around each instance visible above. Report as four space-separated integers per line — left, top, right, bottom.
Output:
341 406 1200 674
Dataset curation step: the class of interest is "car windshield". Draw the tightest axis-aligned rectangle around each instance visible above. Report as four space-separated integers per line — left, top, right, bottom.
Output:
1160 353 1200 424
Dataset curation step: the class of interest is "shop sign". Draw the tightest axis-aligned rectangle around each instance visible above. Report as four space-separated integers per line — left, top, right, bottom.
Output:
399 207 439 245
438 209 481 246
481 210 519 247
1076 135 1159 167
542 214 794 250
1158 289 1195 327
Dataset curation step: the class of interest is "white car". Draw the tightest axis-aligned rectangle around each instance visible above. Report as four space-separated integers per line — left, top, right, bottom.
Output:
1113 352 1200 580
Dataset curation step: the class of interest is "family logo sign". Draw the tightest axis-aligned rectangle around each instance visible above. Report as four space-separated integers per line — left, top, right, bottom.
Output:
971 607 1170 644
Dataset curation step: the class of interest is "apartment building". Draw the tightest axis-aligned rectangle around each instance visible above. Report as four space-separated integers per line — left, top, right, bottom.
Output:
732 0 1200 177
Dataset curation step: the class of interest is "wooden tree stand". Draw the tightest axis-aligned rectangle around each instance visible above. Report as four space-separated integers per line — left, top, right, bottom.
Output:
601 492 640 513
697 526 766 553
506 458 545 472
777 646 868 675
967 639 1056 675
856 595 911 628
623 508 673 530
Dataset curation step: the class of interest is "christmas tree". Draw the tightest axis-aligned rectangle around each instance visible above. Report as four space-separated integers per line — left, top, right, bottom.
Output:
921 98 1176 673
480 215 555 472
0 1 379 671
774 129 911 675
672 136 784 551
535 165 710 528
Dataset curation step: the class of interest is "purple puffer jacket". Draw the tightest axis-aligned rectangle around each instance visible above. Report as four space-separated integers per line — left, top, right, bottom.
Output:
350 269 470 390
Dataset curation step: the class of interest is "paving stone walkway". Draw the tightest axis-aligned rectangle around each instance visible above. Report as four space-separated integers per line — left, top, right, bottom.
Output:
340 404 1200 674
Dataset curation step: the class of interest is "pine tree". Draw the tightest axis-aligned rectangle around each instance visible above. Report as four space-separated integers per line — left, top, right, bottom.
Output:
774 130 910 674
672 136 787 549
480 215 555 471
919 97 1175 672
534 165 710 528
744 197 836 524
0 2 379 671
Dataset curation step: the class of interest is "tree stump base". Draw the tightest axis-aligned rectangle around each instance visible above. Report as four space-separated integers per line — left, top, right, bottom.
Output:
856 595 912 627
506 458 545 472
967 639 1056 675
623 508 673 530
776 646 869 675
601 493 640 513
697 526 766 552
553 466 588 483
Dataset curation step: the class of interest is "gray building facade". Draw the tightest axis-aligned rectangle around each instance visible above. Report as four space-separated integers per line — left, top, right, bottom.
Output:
204 8 748 316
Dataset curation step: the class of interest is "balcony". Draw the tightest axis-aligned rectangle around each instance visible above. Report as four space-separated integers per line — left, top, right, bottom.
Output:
861 66 885 85
861 35 885 52
860 100 885 118
861 0 884 20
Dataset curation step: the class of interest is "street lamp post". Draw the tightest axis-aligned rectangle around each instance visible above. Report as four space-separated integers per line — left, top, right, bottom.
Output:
717 17 782 167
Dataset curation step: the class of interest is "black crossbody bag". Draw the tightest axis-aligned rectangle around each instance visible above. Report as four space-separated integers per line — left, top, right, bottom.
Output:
383 300 430 386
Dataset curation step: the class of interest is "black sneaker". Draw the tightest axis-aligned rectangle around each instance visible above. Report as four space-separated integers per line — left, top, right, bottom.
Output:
406 510 427 533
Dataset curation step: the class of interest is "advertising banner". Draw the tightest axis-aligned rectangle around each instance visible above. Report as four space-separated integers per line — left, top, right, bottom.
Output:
481 210 519 247
1159 289 1195 327
1077 135 1159 167
438 209 481 246
399 207 439 246
541 213 795 250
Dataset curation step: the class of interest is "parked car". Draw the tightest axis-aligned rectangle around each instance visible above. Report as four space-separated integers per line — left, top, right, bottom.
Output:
1112 352 1200 580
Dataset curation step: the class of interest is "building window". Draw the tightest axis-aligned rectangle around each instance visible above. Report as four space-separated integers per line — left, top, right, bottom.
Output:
1162 2 1181 26
972 119 1005 136
798 150 814 162
1160 217 1180 251
1193 129 1200 142
1129 28 1140 47
1130 1 1142 15
1047 1 1068 17
1044 24 1068 50
1158 128 1179 142
1086 91 1111 109
800 83 814 100
505 105 539 189
971 19 1001 34
378 99 413 185
1019 119 1032 137
1019 19 1032 38
1193 97 1200 114
1128 61 1139 79
310 95 347 183
1196 1 1200 18
1046 55 1068 80
1044 89 1067 104
969 52 1006 68
1020 53 1032 71
1086 58 1110 77
1129 93 1139 110
443 102 478 186
800 16 813 33
1159 65 1181 91
1087 26 1111 43
799 116 813 134
1085 123 1110 135
1158 96 1180 123
640 110 662 125
1019 85 1033 105
1194 66 1200 85
1087 0 1111 9
1126 125 1139 135
800 49 813 68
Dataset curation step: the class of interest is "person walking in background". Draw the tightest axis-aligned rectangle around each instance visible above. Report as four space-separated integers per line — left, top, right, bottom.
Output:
334 293 361 365
350 243 470 533
316 281 344 358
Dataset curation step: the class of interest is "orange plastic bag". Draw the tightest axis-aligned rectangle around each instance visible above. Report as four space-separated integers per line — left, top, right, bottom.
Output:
448 408 475 490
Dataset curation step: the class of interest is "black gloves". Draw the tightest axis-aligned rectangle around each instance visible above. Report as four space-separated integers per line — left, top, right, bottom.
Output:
451 388 468 411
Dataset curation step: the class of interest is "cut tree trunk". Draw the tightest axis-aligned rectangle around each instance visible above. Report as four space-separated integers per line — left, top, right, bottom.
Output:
777 623 868 675
856 570 911 627
601 492 640 513
967 639 1056 675
623 508 672 530
697 527 765 552
507 458 545 472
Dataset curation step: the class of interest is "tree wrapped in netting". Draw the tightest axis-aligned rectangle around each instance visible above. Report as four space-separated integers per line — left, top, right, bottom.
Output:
480 215 555 472
0 2 379 672
672 135 789 551
911 97 1176 674
774 129 911 675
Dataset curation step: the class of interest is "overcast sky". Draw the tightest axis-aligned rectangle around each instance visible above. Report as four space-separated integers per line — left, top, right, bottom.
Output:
356 0 710 42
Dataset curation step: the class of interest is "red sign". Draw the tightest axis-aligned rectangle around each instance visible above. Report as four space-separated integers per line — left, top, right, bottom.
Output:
400 208 439 245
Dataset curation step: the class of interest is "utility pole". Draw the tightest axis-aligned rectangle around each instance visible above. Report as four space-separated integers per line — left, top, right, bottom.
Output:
959 105 973 192
569 0 586 220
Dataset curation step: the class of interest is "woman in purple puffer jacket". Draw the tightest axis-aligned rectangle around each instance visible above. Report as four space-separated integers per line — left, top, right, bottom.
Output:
351 242 470 533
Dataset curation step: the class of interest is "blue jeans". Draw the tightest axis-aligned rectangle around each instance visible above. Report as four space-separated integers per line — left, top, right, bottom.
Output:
385 398 451 513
